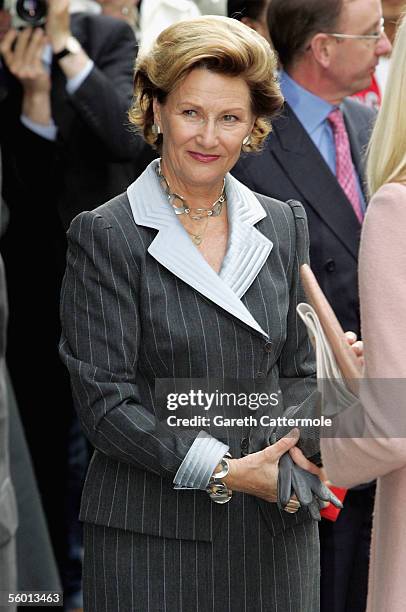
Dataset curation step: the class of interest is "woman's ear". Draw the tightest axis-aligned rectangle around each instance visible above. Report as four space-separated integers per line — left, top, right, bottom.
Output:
152 98 162 129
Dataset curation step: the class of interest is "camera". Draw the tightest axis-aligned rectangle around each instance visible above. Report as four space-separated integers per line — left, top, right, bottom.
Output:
1 0 47 28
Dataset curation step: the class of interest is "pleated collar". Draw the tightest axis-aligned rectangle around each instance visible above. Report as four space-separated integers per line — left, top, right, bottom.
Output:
127 160 273 338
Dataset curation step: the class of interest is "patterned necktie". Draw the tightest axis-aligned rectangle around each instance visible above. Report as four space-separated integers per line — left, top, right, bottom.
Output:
328 108 363 223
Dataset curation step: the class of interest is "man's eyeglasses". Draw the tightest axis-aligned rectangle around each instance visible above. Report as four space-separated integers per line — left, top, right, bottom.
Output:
323 17 385 42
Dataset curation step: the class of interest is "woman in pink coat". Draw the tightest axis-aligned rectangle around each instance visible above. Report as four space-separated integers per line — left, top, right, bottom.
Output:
292 13 406 612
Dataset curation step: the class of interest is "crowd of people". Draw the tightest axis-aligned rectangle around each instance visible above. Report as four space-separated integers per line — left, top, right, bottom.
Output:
0 0 405 611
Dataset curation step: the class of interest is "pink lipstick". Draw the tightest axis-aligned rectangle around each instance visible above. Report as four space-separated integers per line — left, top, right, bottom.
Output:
188 151 220 163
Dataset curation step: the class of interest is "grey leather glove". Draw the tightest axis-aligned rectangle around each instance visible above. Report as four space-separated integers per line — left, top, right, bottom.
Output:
278 452 343 521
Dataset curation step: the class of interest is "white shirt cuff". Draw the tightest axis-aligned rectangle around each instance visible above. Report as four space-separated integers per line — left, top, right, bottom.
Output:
66 59 94 95
173 431 229 490
20 115 57 141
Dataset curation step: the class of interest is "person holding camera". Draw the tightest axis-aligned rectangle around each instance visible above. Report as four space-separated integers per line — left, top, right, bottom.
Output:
0 0 154 609
0 0 152 227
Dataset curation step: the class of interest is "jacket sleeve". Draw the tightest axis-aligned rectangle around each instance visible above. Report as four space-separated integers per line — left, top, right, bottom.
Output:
276 200 320 460
66 18 144 161
59 210 201 480
247 198 319 459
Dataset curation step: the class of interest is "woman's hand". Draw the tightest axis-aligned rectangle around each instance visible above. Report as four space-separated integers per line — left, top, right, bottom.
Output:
289 445 326 480
289 446 332 492
223 429 300 503
345 331 364 369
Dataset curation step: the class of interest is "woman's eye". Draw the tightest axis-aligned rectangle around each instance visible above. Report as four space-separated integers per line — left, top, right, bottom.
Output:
223 115 238 122
183 110 198 118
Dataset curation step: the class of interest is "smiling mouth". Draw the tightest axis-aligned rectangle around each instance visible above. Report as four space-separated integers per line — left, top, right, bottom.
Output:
188 151 221 162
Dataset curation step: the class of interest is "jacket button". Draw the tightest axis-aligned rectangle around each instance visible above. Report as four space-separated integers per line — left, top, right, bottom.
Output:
264 341 273 353
255 371 266 379
241 437 249 456
325 258 336 272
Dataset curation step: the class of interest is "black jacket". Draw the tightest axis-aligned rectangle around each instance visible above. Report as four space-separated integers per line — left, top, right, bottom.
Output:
1 12 156 229
232 99 375 337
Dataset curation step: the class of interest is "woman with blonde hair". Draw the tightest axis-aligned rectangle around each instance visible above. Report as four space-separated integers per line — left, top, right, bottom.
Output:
293 12 406 612
59 15 340 611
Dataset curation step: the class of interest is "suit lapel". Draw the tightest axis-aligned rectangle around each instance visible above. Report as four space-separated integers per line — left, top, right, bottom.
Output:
217 175 273 299
269 104 361 260
127 161 271 338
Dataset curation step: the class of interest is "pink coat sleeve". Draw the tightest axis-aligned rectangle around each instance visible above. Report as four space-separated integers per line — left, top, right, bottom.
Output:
321 183 406 487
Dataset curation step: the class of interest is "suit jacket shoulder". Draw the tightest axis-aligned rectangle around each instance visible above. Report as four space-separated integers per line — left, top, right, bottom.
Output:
74 191 134 228
342 97 376 165
254 193 310 268
342 96 376 126
71 12 136 54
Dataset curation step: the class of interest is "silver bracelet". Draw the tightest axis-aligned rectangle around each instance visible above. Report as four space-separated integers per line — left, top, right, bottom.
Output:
206 452 232 504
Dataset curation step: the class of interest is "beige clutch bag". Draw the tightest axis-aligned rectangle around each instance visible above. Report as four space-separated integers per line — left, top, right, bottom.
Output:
298 264 362 396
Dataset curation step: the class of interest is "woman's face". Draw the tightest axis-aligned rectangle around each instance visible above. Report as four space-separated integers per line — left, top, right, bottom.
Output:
153 68 255 195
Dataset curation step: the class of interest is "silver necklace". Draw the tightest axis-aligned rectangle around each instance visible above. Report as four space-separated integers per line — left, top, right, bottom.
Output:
156 162 226 239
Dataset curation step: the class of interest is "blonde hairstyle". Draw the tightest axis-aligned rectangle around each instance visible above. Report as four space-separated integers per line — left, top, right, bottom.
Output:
128 16 283 152
367 13 406 195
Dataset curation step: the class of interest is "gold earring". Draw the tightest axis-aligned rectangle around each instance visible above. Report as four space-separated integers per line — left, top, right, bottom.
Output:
152 124 161 135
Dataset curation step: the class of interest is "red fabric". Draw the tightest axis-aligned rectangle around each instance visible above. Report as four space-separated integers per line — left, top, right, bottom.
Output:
320 486 348 522
352 75 381 109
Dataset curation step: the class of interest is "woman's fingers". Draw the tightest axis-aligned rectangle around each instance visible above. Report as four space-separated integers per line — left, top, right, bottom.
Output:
289 446 320 476
284 496 301 513
344 331 364 364
350 340 363 352
277 453 293 507
350 341 364 361
344 331 357 345
266 428 300 460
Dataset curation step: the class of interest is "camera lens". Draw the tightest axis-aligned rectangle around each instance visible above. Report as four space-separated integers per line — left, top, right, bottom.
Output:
15 0 47 25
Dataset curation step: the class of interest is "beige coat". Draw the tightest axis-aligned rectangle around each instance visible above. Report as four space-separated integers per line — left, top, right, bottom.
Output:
321 182 406 612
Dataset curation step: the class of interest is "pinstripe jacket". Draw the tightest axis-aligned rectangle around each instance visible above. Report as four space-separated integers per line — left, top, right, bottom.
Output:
59 160 318 542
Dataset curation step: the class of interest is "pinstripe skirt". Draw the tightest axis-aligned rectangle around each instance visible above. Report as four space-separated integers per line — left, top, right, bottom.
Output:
83 494 319 612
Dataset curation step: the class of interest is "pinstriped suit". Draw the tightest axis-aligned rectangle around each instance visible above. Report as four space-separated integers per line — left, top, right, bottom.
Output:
60 161 320 611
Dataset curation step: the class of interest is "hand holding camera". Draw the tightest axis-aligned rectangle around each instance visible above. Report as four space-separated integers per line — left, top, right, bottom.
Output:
44 0 70 53
0 25 51 124
0 27 50 93
1 0 89 125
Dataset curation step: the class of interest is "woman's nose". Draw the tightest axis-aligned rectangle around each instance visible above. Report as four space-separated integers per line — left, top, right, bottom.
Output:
195 119 219 148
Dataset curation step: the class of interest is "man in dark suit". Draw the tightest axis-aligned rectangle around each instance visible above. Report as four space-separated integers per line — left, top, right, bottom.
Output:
232 0 391 610
0 2 155 228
